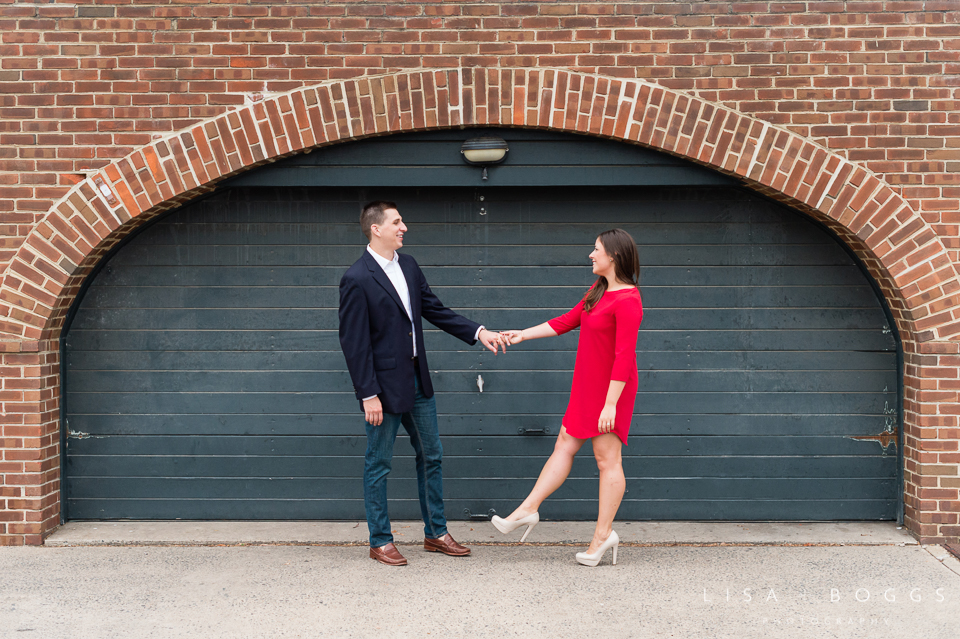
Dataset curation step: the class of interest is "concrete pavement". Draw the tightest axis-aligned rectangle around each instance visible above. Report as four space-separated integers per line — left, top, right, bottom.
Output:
0 522 956 639
45 519 916 547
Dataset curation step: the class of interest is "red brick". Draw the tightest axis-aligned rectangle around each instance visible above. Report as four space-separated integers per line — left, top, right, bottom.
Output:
3 2 960 546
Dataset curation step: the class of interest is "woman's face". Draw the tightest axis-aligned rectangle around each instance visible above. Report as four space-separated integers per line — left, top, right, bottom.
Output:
589 238 615 278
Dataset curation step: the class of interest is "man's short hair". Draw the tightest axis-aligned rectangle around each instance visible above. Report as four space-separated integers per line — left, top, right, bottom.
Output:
360 200 398 240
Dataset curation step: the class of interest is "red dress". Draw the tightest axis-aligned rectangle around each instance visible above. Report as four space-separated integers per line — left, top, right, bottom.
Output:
547 287 643 445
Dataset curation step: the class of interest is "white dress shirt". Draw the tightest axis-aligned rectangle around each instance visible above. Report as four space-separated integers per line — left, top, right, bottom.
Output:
367 245 417 357
362 246 484 402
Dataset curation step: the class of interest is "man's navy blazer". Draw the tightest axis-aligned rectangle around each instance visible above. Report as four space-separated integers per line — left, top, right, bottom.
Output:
338 250 481 414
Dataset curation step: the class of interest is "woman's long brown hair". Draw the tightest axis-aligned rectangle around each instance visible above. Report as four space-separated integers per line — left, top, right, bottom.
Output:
583 228 641 312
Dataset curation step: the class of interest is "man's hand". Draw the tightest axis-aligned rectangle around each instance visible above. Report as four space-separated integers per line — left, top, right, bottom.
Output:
363 396 384 426
479 328 507 355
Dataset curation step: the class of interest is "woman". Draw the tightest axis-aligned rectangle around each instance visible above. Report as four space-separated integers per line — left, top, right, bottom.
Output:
492 228 643 566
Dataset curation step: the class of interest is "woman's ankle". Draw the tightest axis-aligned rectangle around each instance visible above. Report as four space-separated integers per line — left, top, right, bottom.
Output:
508 504 537 520
593 528 613 542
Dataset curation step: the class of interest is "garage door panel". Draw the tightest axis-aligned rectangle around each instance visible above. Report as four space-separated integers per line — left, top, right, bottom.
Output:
92 266 350 287
67 308 337 330
436 329 894 352
64 328 570 355
79 286 339 310
128 204 836 234
641 330 895 352
66 413 894 438
144 195 841 225
435 370 894 393
441 265 871 287
109 243 856 268
65 476 895 502
63 499 385 521
68 453 897 482
129 221 836 247
65 330 342 353
424 391 894 415
432 285 884 309
67 307 892 331
66 348 897 373
435 265 873 287
66 434 897 459
65 327 894 354
77 284 884 312
410 223 831 246
64 497 896 522
65 348 574 371
429 478 900 501
612 500 896 520
68 370 354 393
66 391 361 415
434 350 897 371
66 413 363 437
66 369 893 395
66 390 895 416
67 477 367 500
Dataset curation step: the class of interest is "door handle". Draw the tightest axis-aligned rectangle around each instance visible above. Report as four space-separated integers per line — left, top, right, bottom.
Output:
518 427 550 436
463 508 496 520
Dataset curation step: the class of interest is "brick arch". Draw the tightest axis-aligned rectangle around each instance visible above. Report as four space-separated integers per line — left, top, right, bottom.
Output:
2 67 957 545
3 68 956 347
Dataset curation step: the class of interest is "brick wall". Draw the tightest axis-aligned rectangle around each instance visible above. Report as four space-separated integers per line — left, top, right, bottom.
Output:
0 339 58 546
1 1 959 545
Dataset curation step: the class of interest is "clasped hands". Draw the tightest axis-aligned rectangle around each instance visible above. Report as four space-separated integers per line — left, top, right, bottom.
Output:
478 328 525 354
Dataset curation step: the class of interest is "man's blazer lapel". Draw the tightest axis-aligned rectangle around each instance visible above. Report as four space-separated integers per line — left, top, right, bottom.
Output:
362 250 407 316
399 256 421 320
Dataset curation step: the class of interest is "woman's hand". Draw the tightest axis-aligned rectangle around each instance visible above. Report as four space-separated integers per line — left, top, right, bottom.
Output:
501 330 524 345
598 404 616 434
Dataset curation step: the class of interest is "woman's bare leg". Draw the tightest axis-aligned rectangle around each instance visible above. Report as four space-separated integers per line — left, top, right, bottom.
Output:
586 433 625 553
506 426 586 521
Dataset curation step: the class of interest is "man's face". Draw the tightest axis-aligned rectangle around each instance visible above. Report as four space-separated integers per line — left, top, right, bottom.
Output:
372 208 406 251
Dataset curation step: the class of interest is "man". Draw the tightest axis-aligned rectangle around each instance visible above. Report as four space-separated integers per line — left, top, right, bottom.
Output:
338 200 505 566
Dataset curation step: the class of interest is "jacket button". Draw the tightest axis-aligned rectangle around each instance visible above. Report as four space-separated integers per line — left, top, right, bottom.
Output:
408 332 412 336
411 356 415 360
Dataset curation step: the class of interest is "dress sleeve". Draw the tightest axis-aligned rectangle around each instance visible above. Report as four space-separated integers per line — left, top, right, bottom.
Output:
610 293 643 382
547 296 586 335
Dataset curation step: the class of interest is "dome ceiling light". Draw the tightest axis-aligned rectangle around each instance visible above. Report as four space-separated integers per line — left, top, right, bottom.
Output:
460 136 509 180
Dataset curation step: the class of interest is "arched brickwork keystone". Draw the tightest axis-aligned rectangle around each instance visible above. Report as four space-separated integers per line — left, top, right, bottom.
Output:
1 68 957 545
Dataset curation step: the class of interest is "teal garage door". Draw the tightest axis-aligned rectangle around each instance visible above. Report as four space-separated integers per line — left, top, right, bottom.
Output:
63 130 900 521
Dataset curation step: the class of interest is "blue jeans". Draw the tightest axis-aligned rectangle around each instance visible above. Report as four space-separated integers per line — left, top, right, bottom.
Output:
364 371 448 547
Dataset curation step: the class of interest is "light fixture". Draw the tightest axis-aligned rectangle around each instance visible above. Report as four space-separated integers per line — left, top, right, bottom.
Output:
460 136 509 180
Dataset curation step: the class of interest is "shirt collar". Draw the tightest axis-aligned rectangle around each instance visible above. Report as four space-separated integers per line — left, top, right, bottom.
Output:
367 245 398 268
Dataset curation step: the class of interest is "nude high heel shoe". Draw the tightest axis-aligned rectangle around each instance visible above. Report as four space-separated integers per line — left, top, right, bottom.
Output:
490 512 539 542
575 530 619 566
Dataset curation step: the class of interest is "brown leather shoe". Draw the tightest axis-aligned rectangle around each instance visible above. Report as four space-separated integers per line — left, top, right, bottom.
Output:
424 532 471 556
370 542 408 566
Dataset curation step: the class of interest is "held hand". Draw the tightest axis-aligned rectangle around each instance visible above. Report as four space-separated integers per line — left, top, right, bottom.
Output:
479 329 507 355
501 330 524 345
598 404 616 434
363 396 383 426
